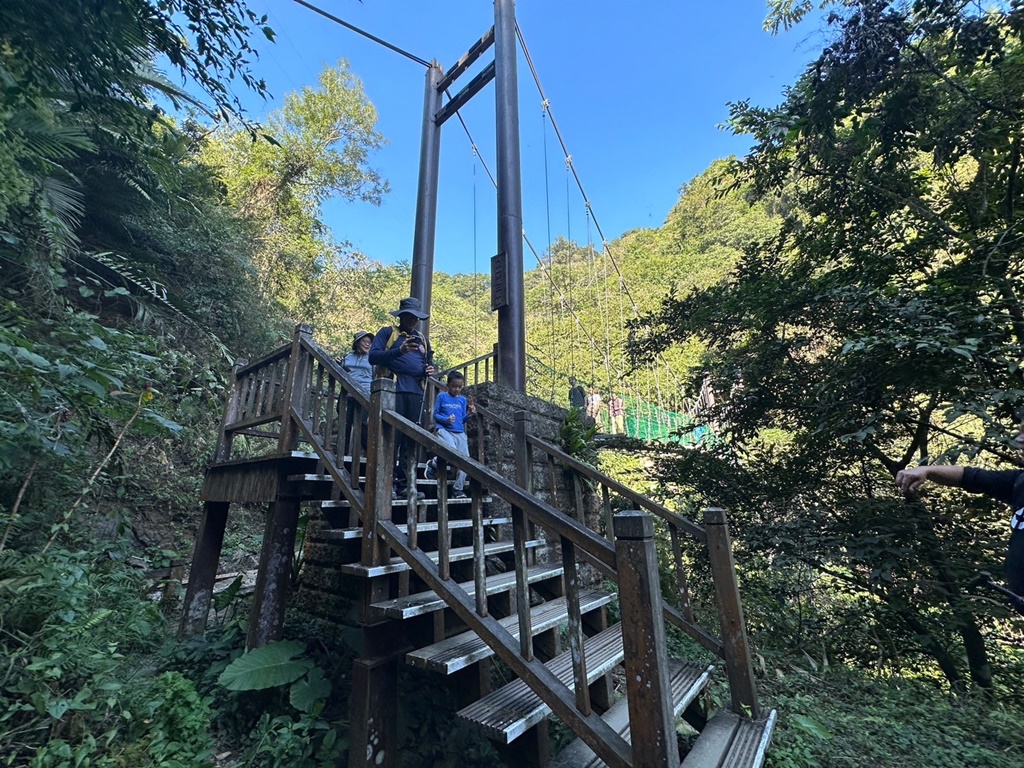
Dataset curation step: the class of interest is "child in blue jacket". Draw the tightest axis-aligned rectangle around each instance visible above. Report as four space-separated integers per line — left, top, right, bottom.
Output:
426 371 474 498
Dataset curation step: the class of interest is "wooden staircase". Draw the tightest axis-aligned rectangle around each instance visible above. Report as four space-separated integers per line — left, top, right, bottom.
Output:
180 325 776 768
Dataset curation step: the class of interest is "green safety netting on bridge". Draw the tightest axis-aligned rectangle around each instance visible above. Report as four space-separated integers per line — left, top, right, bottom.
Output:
617 397 711 446
524 354 713 446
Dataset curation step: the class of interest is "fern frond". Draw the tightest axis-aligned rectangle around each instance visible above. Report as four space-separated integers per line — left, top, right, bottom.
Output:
6 111 95 160
38 174 84 255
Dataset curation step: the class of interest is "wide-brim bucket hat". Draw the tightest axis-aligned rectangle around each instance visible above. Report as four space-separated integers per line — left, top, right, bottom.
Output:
390 296 429 319
351 330 373 350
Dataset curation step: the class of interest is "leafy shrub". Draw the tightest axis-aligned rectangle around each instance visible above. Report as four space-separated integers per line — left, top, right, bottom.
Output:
0 549 214 767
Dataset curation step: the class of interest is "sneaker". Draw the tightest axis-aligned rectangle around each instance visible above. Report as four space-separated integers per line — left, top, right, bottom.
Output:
396 488 425 501
453 491 468 499
424 461 437 481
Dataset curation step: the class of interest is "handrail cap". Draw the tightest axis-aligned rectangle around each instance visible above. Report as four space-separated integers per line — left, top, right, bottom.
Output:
613 511 654 540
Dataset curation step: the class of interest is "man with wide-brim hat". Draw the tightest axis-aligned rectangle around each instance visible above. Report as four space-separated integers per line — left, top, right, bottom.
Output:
369 297 435 500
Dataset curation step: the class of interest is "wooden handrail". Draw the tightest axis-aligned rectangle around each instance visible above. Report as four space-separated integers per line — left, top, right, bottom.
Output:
234 344 291 378
467 399 705 541
298 337 370 408
379 408 618 571
232 334 757 759
524 432 706 542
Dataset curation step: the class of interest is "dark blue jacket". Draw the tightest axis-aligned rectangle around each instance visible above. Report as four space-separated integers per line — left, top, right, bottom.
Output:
368 325 432 395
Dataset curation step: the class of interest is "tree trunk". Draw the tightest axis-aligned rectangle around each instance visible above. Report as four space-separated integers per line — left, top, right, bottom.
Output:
912 503 992 690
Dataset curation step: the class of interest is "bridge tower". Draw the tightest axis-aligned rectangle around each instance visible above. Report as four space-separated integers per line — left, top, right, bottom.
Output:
409 0 526 392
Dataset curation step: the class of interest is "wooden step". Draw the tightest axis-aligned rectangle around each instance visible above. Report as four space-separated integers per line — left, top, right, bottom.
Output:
679 710 777 768
456 625 624 744
406 589 614 674
339 539 545 578
292 475 471 487
321 517 512 540
549 660 715 768
370 563 564 620
287 473 335 482
321 495 490 509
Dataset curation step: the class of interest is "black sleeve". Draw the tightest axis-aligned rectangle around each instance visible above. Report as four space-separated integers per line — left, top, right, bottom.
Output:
960 467 1023 506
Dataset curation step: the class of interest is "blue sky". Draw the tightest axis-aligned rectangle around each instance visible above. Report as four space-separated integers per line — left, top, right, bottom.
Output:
236 1 825 275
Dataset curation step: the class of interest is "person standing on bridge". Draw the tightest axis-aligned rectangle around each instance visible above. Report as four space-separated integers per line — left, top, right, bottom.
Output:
568 376 586 410
369 297 435 500
586 386 604 430
608 393 626 435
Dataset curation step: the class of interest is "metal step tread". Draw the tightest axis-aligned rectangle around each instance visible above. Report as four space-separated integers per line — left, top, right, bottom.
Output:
549 660 715 768
370 563 565 620
679 710 777 768
321 517 512 540
456 624 624 744
407 588 614 674
340 539 545 578
321 495 491 509
291 474 473 487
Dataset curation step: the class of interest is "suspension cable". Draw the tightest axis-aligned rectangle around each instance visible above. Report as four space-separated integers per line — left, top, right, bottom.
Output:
292 0 431 67
517 19 691 410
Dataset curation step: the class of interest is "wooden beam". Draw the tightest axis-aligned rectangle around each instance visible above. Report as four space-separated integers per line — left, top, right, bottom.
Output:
437 26 495 92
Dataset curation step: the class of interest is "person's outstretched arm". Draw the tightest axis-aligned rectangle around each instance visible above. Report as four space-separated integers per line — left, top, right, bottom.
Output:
895 465 964 493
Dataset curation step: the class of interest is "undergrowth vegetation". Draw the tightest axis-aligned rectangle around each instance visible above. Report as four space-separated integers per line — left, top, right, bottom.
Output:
5 0 1024 765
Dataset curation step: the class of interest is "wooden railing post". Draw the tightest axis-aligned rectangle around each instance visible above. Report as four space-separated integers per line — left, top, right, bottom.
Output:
512 410 534 659
704 507 760 718
178 501 229 638
214 358 248 462
362 379 397 599
352 379 400 768
614 511 680 768
278 323 313 453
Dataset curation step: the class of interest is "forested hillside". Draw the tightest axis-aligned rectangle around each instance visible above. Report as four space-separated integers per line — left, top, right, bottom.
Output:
2 1 1023 766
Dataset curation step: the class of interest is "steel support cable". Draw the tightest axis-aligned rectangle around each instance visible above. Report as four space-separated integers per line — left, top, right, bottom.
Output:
593 208 614 393
586 206 597 385
448 110 606 361
516 21 639 313
516 22 687 400
542 104 557 398
565 161 575 374
293 0 431 67
473 146 480 357
444 85 643 405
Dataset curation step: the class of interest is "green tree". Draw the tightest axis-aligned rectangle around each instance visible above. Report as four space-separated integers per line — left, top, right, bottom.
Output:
635 1 1024 690
202 61 389 329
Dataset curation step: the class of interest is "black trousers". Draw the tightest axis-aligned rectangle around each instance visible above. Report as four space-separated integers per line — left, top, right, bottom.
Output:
392 391 424 494
1006 528 1024 596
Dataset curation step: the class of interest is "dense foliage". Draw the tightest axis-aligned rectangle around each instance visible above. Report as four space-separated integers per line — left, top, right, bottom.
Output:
4 0 1024 764
634 0 1024 692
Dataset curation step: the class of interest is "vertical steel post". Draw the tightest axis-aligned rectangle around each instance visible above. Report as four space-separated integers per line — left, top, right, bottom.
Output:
494 0 526 392
411 61 444 332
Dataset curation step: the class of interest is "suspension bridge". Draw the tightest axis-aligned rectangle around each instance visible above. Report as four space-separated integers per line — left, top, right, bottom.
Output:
179 4 773 768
